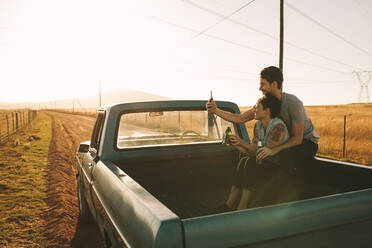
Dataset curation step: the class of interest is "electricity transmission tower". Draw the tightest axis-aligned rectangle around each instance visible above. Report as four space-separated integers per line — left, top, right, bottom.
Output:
353 71 371 102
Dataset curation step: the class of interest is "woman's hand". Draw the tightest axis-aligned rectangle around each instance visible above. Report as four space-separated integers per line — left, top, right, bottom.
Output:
228 134 242 147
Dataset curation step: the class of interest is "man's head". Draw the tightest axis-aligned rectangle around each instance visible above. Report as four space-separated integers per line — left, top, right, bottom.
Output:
259 66 283 95
254 93 281 120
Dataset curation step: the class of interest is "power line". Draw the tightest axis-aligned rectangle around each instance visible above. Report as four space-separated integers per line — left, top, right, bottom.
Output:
285 1 372 58
286 77 350 83
172 59 350 84
170 59 258 75
284 40 362 70
286 80 351 85
169 0 256 54
203 33 349 74
353 0 372 22
174 69 258 82
0 25 19 31
0 41 13 47
184 0 362 70
121 6 350 75
174 69 352 85
0 25 11 31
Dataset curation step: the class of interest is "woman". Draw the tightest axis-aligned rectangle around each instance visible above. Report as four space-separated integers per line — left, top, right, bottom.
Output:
220 93 289 211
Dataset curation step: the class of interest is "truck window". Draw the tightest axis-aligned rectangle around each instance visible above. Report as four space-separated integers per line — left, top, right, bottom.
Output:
90 111 105 150
116 110 237 149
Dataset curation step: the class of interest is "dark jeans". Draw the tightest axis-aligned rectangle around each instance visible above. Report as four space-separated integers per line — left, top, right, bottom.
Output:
232 157 284 190
231 156 250 189
232 139 318 191
276 139 318 170
231 139 318 207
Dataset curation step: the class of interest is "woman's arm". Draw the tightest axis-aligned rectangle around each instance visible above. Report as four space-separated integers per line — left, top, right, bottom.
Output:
256 123 288 160
229 123 258 156
265 123 286 149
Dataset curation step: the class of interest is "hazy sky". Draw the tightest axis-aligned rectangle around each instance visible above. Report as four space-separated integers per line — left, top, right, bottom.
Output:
1 0 372 106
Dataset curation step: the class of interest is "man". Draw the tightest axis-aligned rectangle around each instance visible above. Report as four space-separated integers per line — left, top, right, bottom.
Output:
206 66 319 169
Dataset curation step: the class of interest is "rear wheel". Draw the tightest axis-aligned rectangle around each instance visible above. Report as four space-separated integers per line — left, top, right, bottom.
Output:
77 180 92 222
103 231 112 248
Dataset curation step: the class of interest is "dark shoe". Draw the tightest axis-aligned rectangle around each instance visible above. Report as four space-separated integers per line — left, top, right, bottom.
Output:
217 202 234 212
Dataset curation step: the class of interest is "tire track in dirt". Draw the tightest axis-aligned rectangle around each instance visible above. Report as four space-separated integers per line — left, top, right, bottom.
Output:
44 111 103 248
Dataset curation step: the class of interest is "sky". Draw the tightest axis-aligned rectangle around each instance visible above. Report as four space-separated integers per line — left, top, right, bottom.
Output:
0 0 372 106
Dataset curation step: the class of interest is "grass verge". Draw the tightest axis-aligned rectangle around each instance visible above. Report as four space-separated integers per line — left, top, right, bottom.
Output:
0 112 52 247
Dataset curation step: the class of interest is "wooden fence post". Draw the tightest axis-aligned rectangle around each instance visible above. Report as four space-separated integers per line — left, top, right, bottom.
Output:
6 115 9 139
11 113 13 133
0 117 2 144
16 113 19 130
343 115 346 158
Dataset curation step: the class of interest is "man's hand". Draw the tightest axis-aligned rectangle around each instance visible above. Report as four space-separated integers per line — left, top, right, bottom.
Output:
256 146 280 160
206 99 217 114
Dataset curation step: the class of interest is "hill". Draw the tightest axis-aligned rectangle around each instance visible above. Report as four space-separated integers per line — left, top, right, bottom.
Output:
0 102 13 109
0 88 171 110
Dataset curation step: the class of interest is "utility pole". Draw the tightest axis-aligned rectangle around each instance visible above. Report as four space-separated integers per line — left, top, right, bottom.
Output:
279 0 284 71
99 80 102 108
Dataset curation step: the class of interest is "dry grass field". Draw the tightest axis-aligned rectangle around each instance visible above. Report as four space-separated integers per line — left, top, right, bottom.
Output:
241 103 372 166
0 112 51 247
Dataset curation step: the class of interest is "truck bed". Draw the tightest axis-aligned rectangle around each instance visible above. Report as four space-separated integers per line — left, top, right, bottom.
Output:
156 189 230 219
115 151 372 220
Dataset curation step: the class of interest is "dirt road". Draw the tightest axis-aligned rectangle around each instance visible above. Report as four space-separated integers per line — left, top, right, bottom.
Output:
44 111 103 248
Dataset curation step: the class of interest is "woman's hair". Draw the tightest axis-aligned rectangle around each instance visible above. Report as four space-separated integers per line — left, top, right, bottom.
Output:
257 93 281 118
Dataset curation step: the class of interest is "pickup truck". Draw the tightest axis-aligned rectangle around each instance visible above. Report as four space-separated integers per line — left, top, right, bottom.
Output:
76 100 372 248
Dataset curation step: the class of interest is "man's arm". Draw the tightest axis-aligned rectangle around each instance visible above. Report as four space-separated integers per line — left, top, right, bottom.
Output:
257 121 304 160
206 99 254 124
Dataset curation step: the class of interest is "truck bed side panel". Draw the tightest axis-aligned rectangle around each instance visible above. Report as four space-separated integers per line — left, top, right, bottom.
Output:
183 189 372 248
91 161 183 248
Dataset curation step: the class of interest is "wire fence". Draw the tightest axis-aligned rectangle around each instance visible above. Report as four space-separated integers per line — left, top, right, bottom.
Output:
0 110 37 145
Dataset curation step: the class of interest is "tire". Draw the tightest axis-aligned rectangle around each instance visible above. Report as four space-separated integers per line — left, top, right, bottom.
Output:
103 231 112 248
77 180 93 222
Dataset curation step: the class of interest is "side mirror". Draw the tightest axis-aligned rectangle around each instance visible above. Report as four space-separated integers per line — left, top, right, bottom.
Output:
78 143 89 153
